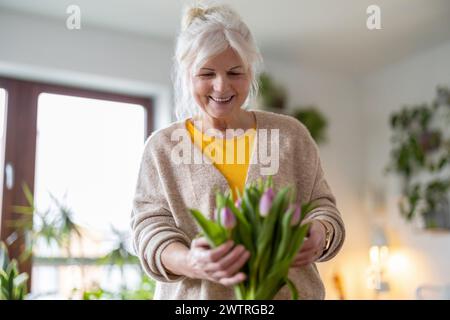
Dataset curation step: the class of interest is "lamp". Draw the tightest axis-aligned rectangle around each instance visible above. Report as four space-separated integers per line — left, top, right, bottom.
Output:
367 226 390 297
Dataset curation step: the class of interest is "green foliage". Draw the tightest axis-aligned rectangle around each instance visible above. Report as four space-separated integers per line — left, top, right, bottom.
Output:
387 86 450 227
189 176 316 300
9 183 82 261
257 72 328 145
81 275 155 300
292 107 328 144
0 241 28 300
97 227 140 267
8 183 155 300
258 73 287 110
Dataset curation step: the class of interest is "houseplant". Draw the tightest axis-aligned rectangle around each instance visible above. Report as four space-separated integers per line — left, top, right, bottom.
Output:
0 241 28 300
9 183 155 299
257 72 287 110
257 72 328 145
292 107 328 145
387 86 450 229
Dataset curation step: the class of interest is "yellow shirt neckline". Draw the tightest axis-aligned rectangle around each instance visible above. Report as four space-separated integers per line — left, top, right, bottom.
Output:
186 119 257 141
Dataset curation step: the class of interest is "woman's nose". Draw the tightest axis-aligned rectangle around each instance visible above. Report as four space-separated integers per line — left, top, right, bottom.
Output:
212 75 230 92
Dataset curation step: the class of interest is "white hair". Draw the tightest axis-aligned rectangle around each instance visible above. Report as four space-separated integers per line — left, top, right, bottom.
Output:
172 2 263 120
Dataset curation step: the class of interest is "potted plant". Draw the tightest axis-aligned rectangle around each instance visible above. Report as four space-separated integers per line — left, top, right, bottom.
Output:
257 73 287 110
292 107 328 145
0 241 28 300
387 86 450 230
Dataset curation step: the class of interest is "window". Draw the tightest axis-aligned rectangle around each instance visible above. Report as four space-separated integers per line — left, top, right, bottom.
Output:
0 88 6 217
0 78 154 299
32 93 147 298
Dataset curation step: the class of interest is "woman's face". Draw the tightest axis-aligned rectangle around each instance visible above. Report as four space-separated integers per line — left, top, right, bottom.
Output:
191 47 251 119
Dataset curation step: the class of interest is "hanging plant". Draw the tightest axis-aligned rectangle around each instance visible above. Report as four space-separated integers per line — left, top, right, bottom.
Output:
386 86 450 229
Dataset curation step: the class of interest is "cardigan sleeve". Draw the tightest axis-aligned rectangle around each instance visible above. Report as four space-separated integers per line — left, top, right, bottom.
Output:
303 144 346 262
130 139 191 282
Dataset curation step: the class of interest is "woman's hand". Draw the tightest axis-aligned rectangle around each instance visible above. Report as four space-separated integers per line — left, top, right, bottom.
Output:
290 220 326 267
185 237 250 286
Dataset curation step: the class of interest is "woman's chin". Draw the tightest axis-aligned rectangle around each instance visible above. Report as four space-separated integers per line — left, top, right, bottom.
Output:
208 104 238 118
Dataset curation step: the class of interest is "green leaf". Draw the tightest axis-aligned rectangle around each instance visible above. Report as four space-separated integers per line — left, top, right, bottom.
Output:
11 205 34 215
274 208 294 263
285 277 299 300
287 223 310 261
189 209 227 247
22 183 35 208
301 201 317 220
226 198 253 252
13 273 28 289
0 242 10 270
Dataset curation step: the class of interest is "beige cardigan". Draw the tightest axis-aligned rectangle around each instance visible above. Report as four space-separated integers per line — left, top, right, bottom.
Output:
131 110 345 300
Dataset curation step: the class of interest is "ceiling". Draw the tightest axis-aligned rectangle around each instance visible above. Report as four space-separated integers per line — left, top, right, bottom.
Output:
1 0 450 75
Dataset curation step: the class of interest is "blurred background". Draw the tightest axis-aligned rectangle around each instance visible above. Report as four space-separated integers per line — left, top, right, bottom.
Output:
1 0 450 300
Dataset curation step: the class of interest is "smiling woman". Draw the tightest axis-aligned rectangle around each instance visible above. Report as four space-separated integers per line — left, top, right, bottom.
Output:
192 48 251 122
172 4 262 122
131 2 345 300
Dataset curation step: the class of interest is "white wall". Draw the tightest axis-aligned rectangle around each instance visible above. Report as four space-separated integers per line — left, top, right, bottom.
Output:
0 9 174 129
361 40 450 299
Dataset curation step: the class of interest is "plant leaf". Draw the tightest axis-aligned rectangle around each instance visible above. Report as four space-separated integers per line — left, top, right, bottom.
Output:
285 277 298 300
189 209 227 247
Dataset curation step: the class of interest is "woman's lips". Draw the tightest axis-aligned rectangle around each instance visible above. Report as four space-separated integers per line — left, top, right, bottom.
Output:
209 95 234 103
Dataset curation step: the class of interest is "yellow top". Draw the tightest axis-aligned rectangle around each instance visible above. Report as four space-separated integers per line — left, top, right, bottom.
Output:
186 119 256 200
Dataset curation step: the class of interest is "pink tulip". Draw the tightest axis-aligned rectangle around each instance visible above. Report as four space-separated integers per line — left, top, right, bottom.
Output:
259 188 275 217
221 207 236 229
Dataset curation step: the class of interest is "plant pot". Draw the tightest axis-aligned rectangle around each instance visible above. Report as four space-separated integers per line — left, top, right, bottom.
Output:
422 198 450 230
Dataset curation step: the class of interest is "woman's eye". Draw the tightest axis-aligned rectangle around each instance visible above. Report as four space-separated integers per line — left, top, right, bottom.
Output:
199 73 214 77
228 72 243 76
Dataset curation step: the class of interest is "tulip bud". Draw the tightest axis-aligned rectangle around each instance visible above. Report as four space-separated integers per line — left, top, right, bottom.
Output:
221 207 236 229
259 188 275 217
235 198 242 208
291 204 301 226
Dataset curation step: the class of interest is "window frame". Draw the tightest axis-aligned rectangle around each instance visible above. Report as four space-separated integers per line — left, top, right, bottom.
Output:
0 76 154 286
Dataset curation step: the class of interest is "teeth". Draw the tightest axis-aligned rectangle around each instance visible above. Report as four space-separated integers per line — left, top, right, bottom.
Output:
211 96 233 102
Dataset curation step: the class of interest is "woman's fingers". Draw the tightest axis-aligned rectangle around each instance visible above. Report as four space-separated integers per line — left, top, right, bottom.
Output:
205 244 245 272
212 247 250 278
219 272 247 287
217 245 246 269
208 240 234 262
191 240 251 284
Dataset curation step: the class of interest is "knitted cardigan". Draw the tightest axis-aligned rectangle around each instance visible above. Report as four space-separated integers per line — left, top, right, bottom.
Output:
131 110 345 300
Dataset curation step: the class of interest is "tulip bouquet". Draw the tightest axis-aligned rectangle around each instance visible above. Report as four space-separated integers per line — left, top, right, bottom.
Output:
189 177 316 300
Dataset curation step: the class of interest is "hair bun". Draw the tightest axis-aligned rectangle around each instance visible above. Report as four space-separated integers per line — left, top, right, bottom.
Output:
182 7 206 31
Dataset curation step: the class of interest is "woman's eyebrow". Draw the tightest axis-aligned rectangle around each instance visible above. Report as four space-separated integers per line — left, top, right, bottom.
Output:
199 66 243 72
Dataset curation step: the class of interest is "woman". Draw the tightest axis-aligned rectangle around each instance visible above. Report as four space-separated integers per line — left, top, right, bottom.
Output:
131 3 345 300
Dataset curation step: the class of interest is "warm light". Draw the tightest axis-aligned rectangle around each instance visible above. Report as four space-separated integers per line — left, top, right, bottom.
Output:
367 244 390 294
388 251 408 274
369 245 389 267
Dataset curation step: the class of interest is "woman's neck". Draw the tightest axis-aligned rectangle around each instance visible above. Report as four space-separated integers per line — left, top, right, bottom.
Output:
192 109 255 137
